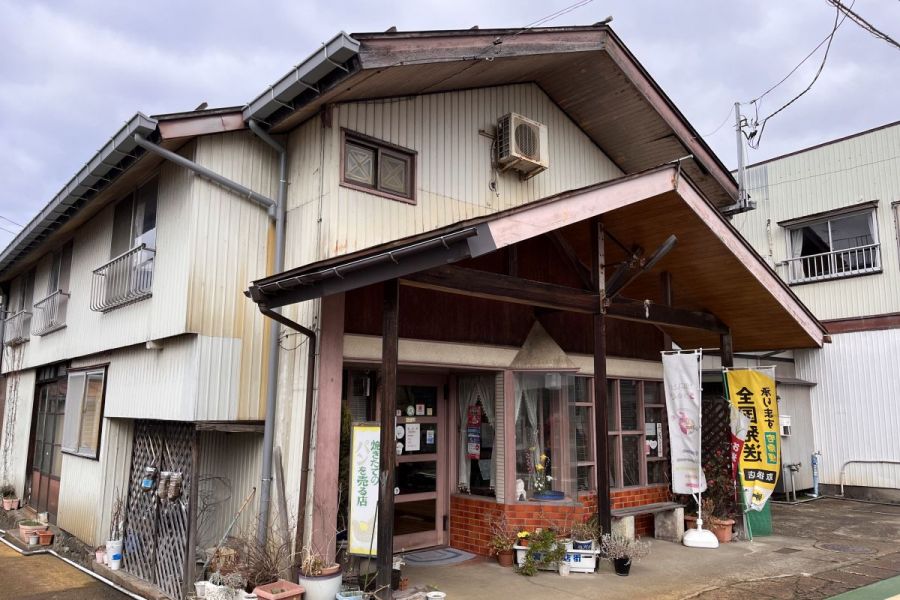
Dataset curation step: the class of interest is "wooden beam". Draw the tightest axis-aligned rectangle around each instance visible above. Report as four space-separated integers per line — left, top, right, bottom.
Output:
402 265 601 314
591 220 612 536
720 330 734 368
660 271 673 351
546 232 593 289
606 297 729 334
376 280 400 599
507 245 518 277
194 421 265 433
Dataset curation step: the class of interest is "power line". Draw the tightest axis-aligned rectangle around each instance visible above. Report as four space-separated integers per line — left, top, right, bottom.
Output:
745 1 848 150
0 224 19 236
701 105 736 138
0 215 23 228
826 0 900 51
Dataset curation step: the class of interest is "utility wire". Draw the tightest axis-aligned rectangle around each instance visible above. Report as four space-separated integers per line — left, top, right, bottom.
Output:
826 0 900 51
701 105 736 138
0 224 19 236
0 215 23 228
746 1 849 150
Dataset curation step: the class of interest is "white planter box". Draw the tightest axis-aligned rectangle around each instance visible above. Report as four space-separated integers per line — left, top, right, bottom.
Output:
562 542 600 573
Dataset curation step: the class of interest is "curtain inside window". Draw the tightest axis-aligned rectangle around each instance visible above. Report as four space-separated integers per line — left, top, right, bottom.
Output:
790 228 804 280
457 375 495 492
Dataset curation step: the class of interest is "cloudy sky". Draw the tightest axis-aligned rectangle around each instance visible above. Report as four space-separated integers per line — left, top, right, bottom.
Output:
1 0 898 249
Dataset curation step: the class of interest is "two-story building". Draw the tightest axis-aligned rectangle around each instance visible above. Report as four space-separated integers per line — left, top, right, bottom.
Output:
736 121 900 502
2 24 831 599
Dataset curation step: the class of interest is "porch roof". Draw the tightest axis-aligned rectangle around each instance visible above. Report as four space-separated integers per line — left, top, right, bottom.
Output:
247 166 827 353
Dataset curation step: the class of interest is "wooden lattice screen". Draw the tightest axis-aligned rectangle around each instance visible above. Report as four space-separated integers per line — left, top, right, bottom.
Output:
701 382 738 519
124 420 194 600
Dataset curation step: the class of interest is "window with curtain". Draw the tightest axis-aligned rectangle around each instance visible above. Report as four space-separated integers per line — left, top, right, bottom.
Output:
513 372 577 501
61 367 106 459
457 375 496 497
608 379 669 489
786 209 880 283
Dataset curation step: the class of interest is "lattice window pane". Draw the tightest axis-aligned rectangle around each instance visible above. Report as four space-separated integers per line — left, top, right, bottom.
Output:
379 152 410 196
344 142 375 186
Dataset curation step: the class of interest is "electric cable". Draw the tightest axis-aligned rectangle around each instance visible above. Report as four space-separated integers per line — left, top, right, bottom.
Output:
0 215 23 228
826 0 900 51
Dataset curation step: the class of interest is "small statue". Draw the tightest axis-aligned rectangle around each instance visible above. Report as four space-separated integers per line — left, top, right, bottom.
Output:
516 478 526 501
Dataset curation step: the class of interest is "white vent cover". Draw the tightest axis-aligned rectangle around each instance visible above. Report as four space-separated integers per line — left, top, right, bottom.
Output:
495 113 549 179
779 415 792 437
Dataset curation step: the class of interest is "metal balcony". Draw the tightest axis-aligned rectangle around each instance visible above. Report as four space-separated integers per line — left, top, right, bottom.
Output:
3 310 32 345
785 244 881 284
90 244 156 312
32 289 70 335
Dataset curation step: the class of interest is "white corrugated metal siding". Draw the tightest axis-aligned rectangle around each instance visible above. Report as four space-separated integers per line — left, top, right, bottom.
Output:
738 123 900 320
795 329 900 489
777 384 815 491
0 366 35 497
57 418 133 546
197 431 263 548
284 82 623 270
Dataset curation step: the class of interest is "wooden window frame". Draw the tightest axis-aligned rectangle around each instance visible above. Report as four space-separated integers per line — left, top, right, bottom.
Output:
607 378 669 490
61 365 108 461
340 129 417 205
573 376 596 493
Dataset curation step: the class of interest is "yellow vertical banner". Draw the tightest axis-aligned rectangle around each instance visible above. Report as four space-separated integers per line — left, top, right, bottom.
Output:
724 368 779 511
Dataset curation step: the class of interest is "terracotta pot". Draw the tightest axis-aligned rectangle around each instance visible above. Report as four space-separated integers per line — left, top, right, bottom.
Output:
709 518 735 543
253 578 305 600
684 515 698 530
518 538 529 547
38 531 54 546
497 549 514 567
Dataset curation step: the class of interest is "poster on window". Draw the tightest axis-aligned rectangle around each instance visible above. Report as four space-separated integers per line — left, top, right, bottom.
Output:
348 424 380 556
724 368 779 511
662 351 707 494
466 404 482 459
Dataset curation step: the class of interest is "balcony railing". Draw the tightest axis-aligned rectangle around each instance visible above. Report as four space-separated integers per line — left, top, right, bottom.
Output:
3 310 32 345
785 243 881 284
32 289 70 335
90 244 156 312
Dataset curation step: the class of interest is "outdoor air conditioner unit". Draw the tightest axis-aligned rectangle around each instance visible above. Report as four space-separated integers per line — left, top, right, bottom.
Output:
495 113 549 180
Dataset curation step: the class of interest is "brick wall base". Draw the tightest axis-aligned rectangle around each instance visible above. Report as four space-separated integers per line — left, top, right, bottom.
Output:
449 486 671 556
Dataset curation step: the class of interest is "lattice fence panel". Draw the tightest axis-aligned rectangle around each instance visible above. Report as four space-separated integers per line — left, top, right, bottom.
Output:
124 420 194 600
701 386 738 518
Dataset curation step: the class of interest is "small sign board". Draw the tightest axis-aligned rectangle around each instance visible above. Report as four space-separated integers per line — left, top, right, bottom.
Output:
348 423 380 556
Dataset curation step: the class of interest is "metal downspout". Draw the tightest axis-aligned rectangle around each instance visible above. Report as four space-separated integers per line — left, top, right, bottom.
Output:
247 120 288 545
133 134 276 215
258 306 317 566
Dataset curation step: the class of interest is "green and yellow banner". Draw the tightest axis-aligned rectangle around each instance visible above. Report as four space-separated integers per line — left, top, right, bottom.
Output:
724 368 779 511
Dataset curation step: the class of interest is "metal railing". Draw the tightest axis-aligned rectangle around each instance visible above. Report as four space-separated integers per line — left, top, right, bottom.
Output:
3 310 32 345
90 244 156 312
784 243 881 283
32 289 70 335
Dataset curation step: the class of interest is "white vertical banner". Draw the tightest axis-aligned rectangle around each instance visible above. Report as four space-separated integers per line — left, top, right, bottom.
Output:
348 424 380 556
662 351 707 494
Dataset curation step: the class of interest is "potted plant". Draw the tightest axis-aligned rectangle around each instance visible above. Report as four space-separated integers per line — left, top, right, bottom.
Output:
488 514 515 567
95 546 107 564
18 519 48 541
253 579 305 600
1 484 19 511
107 495 125 571
702 446 739 543
570 516 601 550
297 548 342 600
601 533 650 576
207 571 247 600
518 528 566 576
515 530 531 547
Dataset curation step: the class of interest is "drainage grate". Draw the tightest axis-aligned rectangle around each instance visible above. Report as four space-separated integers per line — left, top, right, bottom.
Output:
815 542 877 555
774 547 804 554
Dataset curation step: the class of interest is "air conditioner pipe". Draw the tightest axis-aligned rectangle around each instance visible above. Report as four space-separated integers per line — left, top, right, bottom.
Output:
247 119 288 546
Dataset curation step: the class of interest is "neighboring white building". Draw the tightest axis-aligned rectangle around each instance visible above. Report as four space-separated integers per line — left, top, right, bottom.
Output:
736 121 900 500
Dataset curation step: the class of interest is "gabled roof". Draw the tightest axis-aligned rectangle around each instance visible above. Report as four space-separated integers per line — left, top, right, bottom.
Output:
246 25 738 209
248 165 827 352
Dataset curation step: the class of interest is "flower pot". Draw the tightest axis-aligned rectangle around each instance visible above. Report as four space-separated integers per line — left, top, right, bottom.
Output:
572 539 594 551
297 569 342 600
107 539 124 570
193 581 208 598
613 558 632 576
28 534 39 545
95 548 107 564
38 531 54 546
18 522 48 540
253 579 305 600
684 515 698 530
517 538 529 547
710 518 735 543
3 497 19 511
497 549 514 567
558 562 571 576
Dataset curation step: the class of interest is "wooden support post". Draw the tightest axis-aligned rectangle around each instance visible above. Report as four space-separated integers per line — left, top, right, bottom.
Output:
720 330 734 368
591 220 612 536
661 271 673 352
376 280 399 599
184 427 200 597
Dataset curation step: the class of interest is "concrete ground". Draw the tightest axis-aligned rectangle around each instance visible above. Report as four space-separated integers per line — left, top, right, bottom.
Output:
404 498 900 600
0 542 128 600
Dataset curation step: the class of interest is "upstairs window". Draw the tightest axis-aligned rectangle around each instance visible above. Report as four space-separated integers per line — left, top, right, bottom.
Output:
111 177 158 257
785 208 880 283
341 131 415 203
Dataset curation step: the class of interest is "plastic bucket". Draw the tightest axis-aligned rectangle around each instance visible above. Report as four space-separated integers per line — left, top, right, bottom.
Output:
194 581 208 598
107 539 124 570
